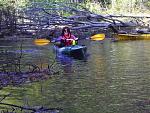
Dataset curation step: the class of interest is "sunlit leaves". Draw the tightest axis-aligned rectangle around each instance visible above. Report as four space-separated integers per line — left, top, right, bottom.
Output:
0 0 29 8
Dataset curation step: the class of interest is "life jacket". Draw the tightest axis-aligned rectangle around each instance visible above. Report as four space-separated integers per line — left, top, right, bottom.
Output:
62 34 73 46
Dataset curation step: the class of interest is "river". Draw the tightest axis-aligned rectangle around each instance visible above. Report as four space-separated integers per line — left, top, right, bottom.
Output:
0 38 149 113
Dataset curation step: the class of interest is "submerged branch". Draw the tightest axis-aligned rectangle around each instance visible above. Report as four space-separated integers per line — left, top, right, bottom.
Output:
0 102 63 112
0 93 11 102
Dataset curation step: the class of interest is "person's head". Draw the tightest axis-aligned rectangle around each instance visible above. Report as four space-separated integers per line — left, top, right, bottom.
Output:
61 27 71 36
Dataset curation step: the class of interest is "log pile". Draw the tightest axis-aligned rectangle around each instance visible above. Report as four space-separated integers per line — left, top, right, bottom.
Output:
0 1 150 39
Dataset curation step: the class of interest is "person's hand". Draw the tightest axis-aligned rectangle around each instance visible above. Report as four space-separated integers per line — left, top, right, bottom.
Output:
75 38 78 40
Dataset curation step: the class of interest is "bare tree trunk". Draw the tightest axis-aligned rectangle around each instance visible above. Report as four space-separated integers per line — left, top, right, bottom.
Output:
111 0 116 9
0 9 2 32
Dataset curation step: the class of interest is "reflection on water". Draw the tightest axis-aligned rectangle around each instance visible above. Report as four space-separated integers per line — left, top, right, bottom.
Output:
56 54 74 75
0 39 150 112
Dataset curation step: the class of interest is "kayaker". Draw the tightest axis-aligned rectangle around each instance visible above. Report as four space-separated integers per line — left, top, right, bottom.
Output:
57 27 78 47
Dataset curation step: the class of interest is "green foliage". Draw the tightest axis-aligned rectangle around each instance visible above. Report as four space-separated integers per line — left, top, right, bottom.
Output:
148 2 150 7
0 0 29 9
31 0 69 2
144 1 150 9
0 0 150 16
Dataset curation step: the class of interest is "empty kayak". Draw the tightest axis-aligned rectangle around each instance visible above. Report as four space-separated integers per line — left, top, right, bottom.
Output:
113 33 150 41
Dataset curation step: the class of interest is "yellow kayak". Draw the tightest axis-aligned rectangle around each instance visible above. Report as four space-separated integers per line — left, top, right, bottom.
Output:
113 34 150 41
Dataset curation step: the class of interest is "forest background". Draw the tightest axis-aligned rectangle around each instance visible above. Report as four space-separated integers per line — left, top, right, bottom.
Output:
0 0 150 37
0 0 150 15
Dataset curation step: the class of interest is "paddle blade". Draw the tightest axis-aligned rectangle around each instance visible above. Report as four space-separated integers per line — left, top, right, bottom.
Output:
90 34 105 41
34 39 50 46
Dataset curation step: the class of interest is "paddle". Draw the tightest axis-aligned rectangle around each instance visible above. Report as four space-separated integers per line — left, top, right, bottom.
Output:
90 33 105 41
34 39 50 46
34 33 105 46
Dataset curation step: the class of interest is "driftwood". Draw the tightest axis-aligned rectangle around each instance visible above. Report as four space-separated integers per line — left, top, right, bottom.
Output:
107 15 150 18
1 1 150 38
0 102 63 112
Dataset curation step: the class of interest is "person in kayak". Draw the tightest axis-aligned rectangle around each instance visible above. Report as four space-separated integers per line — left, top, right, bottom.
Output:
57 27 78 47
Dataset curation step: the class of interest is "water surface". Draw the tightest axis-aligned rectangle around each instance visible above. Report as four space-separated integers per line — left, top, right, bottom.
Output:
0 38 150 113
